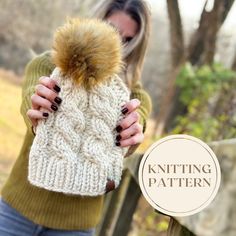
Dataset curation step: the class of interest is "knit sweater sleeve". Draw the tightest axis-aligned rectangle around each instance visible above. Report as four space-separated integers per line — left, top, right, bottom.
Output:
130 80 152 134
125 79 153 157
20 51 55 136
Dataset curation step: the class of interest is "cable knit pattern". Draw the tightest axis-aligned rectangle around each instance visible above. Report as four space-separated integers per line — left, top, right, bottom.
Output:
28 66 130 196
28 16 130 196
28 18 132 196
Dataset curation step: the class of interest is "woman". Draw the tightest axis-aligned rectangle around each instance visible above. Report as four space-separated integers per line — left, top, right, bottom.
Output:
0 0 152 235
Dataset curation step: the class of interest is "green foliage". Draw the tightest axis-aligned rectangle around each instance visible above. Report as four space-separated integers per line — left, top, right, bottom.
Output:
172 62 236 142
156 220 169 232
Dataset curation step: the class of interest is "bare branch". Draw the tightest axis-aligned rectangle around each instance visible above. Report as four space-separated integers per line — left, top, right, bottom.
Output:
187 0 235 65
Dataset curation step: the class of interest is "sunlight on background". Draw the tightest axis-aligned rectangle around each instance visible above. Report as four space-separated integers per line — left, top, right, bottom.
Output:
148 0 236 29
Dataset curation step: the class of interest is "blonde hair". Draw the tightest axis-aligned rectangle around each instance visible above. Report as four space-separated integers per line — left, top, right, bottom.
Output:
89 0 151 89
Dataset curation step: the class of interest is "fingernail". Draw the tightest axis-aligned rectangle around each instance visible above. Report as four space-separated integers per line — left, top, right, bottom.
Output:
116 125 122 132
54 96 62 105
51 104 58 111
53 84 61 93
43 112 49 117
121 107 128 114
115 141 120 146
116 135 122 141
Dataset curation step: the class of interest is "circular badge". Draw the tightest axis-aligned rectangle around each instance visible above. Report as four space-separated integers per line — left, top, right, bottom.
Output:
138 134 221 217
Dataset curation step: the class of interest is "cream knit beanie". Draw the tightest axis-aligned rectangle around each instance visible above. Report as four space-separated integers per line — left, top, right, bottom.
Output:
28 18 130 196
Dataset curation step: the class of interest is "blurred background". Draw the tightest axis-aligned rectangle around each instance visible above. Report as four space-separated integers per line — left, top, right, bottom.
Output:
1 0 236 235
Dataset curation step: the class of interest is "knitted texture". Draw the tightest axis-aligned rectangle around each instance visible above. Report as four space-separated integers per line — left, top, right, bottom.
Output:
1 50 152 230
28 18 130 196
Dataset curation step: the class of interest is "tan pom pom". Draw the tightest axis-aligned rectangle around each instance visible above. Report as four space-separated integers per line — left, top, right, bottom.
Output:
51 18 123 90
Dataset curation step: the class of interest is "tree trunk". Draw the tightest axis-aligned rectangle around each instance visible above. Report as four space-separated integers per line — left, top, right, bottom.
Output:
152 0 185 137
152 0 235 138
188 0 235 65
202 0 225 64
167 0 185 68
231 49 236 71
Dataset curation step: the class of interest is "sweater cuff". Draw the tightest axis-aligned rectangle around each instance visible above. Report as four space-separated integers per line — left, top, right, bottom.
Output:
20 95 36 136
130 90 152 134
127 87 152 156
136 107 147 133
31 125 36 136
124 108 146 157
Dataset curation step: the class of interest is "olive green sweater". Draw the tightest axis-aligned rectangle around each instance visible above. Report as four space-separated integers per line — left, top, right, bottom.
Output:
1 51 152 230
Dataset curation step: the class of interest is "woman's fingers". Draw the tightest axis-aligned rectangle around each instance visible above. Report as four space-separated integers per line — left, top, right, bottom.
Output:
116 110 140 132
34 83 62 107
33 76 62 110
31 76 62 112
38 76 61 93
27 76 62 131
26 109 49 127
119 132 144 147
31 94 58 112
116 122 143 141
115 109 144 148
115 98 144 148
121 98 141 115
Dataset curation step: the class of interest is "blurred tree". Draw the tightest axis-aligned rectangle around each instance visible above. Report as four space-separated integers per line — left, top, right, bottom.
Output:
153 0 185 137
188 0 235 65
231 48 236 71
167 0 185 68
0 0 97 73
152 0 235 138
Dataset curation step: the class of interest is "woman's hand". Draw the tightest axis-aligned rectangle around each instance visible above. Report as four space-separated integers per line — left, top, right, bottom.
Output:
26 76 62 128
115 98 144 152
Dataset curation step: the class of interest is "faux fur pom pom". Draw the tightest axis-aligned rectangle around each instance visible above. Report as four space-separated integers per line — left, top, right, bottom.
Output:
51 18 123 90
